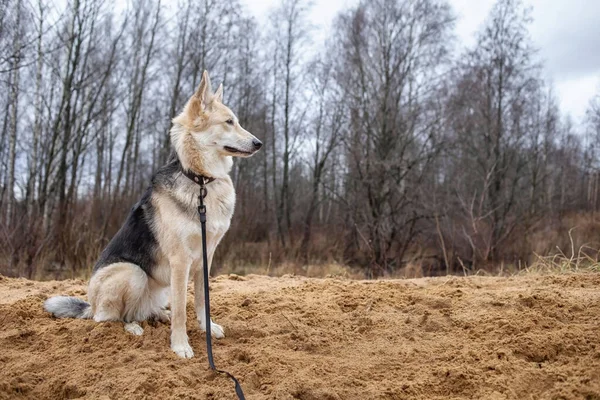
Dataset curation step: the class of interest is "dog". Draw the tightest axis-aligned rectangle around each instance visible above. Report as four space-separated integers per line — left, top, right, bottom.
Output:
44 71 262 358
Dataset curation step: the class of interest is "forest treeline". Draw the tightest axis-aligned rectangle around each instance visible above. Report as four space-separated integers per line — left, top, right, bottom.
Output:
1 0 599 279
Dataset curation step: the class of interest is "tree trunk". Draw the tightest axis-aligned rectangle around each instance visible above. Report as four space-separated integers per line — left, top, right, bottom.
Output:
5 0 22 225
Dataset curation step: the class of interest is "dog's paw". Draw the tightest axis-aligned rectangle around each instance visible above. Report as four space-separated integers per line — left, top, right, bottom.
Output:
199 319 225 339
124 322 144 336
211 322 225 339
171 342 194 359
153 309 170 324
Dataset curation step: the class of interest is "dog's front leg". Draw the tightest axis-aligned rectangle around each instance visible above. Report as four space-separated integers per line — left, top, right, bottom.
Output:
170 255 194 358
194 252 225 338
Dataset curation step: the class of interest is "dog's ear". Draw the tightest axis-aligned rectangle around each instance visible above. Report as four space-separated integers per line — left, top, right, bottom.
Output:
193 70 213 110
214 83 223 103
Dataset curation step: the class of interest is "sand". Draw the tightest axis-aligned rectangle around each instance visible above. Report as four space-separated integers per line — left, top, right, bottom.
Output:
0 272 599 400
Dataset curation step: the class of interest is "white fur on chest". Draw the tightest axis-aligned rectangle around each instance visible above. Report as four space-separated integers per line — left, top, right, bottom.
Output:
151 177 235 285
173 178 234 248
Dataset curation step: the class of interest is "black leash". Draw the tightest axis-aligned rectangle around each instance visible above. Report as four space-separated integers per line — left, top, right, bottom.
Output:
197 179 246 400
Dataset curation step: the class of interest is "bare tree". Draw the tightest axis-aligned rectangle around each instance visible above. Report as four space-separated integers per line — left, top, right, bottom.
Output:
114 0 161 201
332 0 454 275
447 0 542 264
267 0 312 246
584 88 600 212
4 0 24 225
299 56 344 264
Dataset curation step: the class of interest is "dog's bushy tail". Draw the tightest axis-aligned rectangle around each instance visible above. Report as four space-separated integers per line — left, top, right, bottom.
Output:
44 296 92 319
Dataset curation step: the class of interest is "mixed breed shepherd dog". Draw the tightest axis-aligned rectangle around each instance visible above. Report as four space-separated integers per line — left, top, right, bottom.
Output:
44 71 262 358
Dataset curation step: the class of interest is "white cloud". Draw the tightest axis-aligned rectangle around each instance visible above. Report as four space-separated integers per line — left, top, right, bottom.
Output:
555 74 599 121
529 0 600 80
449 0 496 48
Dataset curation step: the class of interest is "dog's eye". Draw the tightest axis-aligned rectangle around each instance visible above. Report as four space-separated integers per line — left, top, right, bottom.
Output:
226 119 234 125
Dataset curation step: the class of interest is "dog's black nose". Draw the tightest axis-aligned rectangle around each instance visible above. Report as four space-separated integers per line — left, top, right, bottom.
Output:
252 139 263 150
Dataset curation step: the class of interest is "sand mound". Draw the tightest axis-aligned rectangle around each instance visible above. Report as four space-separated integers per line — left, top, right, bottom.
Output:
0 273 599 399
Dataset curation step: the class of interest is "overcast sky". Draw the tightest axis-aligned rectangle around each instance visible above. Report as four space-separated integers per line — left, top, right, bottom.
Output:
242 0 600 123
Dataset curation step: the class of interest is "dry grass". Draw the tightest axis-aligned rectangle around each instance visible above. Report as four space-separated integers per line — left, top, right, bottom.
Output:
3 209 599 280
525 228 600 275
474 228 600 277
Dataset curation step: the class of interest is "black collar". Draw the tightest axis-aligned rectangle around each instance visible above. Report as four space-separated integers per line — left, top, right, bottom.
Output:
181 169 215 186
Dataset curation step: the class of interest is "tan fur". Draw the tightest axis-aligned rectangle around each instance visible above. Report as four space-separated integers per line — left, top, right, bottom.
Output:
88 262 169 324
83 71 260 359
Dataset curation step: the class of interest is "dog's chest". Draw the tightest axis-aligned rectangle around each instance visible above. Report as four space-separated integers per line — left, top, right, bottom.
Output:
204 183 235 234
174 179 235 249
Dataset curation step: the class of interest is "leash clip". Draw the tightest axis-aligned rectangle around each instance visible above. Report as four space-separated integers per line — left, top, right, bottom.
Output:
198 204 207 222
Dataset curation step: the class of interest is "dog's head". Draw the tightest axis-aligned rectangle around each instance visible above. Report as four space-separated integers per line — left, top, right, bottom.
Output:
172 71 262 176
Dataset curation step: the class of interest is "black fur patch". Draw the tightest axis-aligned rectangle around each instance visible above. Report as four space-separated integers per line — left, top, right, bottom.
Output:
93 153 201 278
93 188 159 277
153 156 197 217
152 155 182 190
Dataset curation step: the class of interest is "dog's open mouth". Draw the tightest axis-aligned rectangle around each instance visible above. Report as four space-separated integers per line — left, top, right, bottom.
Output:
224 146 253 155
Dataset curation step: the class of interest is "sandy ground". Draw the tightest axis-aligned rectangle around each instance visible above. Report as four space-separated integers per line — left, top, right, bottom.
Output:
0 273 599 400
